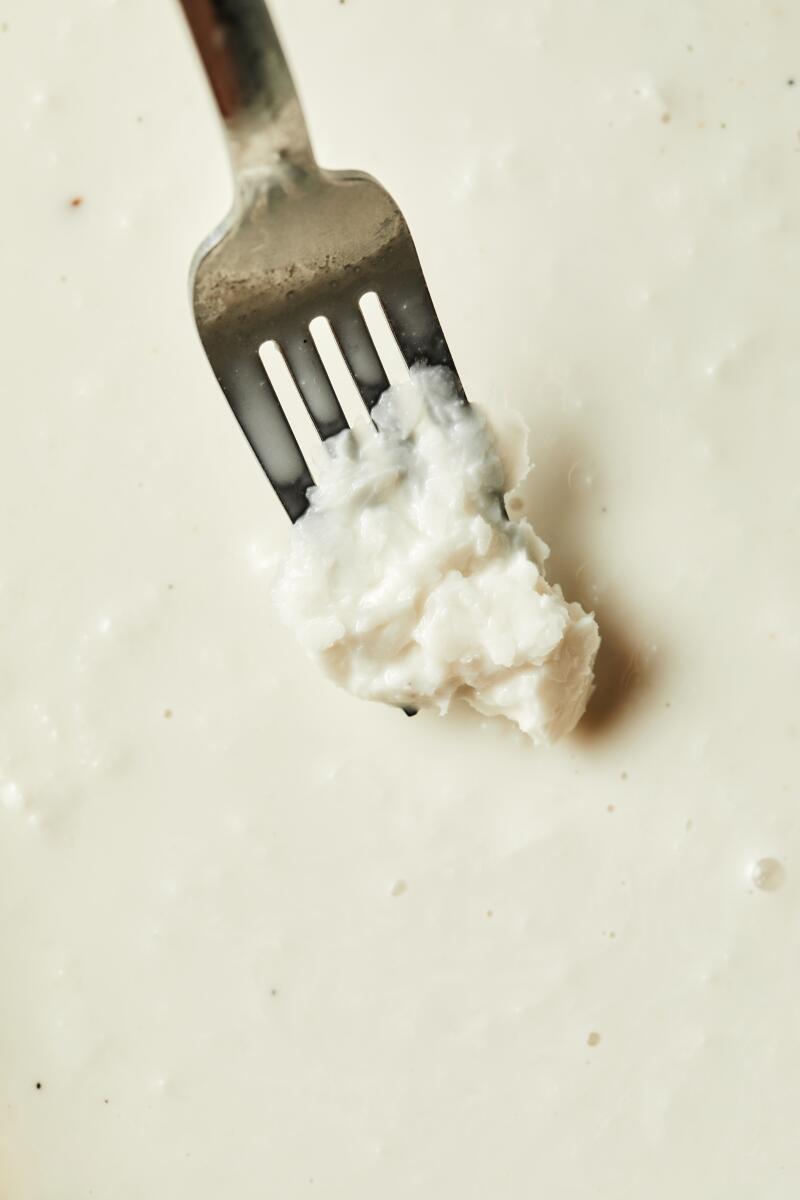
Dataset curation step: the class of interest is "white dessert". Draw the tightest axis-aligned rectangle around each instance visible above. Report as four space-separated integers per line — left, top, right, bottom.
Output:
3 1 800 1197
275 365 599 742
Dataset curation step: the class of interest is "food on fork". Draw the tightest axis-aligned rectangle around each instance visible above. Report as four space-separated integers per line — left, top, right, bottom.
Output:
275 366 600 742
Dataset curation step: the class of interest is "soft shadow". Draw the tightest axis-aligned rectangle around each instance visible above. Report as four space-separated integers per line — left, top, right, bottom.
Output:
517 431 659 742
576 608 656 740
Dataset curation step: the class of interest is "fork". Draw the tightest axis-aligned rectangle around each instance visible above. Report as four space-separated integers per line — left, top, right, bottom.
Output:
178 0 463 521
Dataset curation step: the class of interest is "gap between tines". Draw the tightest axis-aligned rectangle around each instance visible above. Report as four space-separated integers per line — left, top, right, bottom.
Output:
258 340 328 481
358 291 410 387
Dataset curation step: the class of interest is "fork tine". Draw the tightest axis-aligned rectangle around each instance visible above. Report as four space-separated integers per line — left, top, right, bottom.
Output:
329 307 389 410
380 276 459 378
279 333 349 440
209 347 313 521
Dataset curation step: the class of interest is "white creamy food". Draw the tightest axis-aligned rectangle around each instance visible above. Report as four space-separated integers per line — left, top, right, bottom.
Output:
276 366 599 742
4 1 800 1197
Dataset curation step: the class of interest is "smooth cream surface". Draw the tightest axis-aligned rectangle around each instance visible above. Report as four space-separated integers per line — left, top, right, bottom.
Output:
3 2 800 1198
276 366 599 742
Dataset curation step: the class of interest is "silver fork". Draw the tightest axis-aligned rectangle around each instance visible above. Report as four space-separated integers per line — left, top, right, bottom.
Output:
178 0 463 521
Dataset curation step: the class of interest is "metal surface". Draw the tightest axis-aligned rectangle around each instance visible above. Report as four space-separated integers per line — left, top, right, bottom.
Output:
178 0 461 520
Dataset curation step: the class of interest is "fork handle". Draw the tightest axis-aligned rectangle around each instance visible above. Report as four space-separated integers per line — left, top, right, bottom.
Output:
178 0 316 179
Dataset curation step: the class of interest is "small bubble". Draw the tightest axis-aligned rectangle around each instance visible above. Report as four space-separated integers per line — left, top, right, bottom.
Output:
567 461 596 492
751 858 785 892
587 1032 601 1047
390 879 407 897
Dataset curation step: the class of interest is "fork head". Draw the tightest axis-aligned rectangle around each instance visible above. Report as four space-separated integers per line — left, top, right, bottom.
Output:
192 167 460 520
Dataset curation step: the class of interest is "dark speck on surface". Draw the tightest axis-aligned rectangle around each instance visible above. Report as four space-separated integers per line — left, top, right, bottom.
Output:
35 1082 42 1090
789 79 796 86
69 196 83 208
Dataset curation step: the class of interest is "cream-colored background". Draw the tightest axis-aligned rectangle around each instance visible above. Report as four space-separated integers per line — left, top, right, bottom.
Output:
2 1 799 1195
